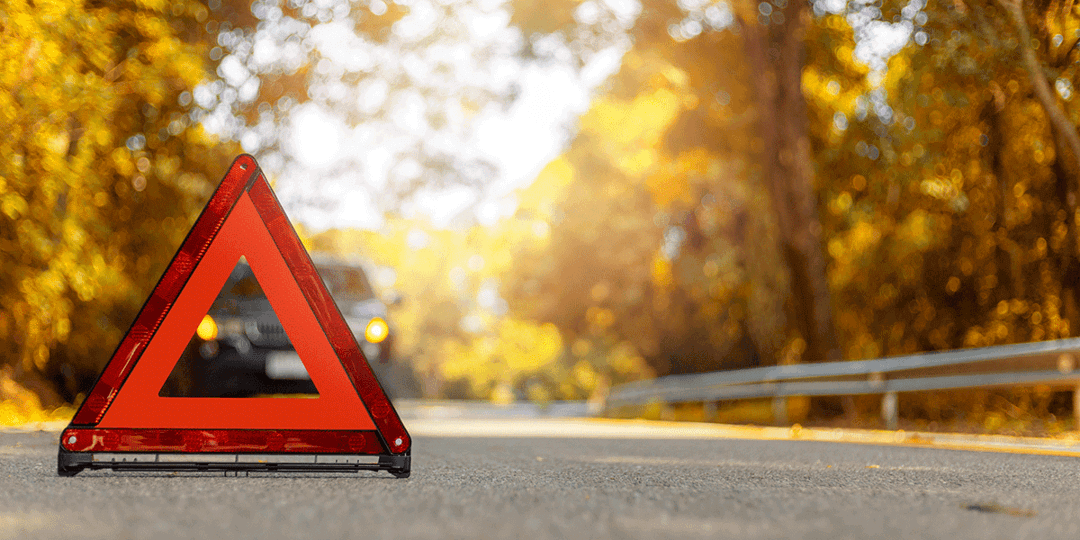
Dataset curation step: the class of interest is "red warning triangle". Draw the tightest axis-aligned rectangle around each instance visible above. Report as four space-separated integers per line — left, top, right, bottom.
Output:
58 155 409 475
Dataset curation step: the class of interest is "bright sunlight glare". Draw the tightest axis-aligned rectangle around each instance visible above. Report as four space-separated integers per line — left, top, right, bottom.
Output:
290 104 345 169
199 0 909 231
196 0 633 231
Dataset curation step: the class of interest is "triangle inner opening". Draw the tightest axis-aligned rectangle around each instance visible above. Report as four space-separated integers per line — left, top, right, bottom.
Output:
160 256 318 398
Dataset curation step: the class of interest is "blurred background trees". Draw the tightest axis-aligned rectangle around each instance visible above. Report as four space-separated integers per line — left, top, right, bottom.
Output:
502 0 1080 380
0 0 238 413
193 0 509 215
810 0 1080 359
9 0 1080 426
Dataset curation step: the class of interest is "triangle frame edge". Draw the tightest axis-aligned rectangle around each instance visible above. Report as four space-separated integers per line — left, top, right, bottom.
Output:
57 155 411 477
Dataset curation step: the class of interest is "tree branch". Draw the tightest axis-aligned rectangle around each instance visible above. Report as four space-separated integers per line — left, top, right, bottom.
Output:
998 0 1080 181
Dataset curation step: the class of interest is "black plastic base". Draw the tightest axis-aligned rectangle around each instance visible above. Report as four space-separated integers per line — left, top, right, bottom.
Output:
58 449 410 478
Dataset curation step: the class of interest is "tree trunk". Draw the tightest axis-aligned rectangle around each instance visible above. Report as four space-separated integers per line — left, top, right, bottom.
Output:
997 0 1080 334
742 4 840 363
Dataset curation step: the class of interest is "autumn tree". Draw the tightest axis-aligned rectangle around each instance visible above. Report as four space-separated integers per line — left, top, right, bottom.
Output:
308 215 654 401
502 52 784 377
808 0 1080 358
309 0 1080 414
505 0 839 373
740 0 841 364
0 0 238 405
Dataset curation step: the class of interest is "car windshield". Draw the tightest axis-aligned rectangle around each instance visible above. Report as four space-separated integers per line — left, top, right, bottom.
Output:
319 265 374 302
222 263 262 299
214 260 375 306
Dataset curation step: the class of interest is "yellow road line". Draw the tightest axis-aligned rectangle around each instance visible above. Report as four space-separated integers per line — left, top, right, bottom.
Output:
408 417 1080 457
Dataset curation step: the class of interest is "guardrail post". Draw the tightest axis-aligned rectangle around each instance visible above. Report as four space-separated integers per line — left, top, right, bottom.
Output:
1074 383 1080 432
881 391 898 431
703 401 717 422
772 396 788 425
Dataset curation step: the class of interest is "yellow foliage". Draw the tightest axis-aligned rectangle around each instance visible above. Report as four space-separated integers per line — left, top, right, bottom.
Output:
0 0 236 404
579 87 684 172
436 318 564 400
518 157 574 217
651 256 673 288
0 368 73 427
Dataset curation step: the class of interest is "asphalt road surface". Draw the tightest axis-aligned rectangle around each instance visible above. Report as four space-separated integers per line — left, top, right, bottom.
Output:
4 417 1080 539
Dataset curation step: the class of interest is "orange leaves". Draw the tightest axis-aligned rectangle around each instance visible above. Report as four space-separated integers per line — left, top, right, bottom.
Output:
0 193 28 220
651 255 673 288
571 66 711 210
0 366 74 427
803 66 866 121
437 318 566 400
133 0 170 13
827 218 885 290
518 157 574 217
0 0 236 392
579 87 683 161
644 162 689 207
509 0 580 35
307 213 657 401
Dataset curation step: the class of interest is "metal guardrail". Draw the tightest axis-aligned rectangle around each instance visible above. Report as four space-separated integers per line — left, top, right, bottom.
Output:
605 337 1080 429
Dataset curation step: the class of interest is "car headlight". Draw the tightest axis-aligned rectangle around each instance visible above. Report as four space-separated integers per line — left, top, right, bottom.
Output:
196 314 218 341
364 317 389 343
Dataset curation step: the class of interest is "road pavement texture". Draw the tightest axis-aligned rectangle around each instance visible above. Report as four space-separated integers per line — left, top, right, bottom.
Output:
4 414 1080 539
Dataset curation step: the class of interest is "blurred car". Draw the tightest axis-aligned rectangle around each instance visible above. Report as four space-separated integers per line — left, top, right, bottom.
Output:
175 255 395 397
